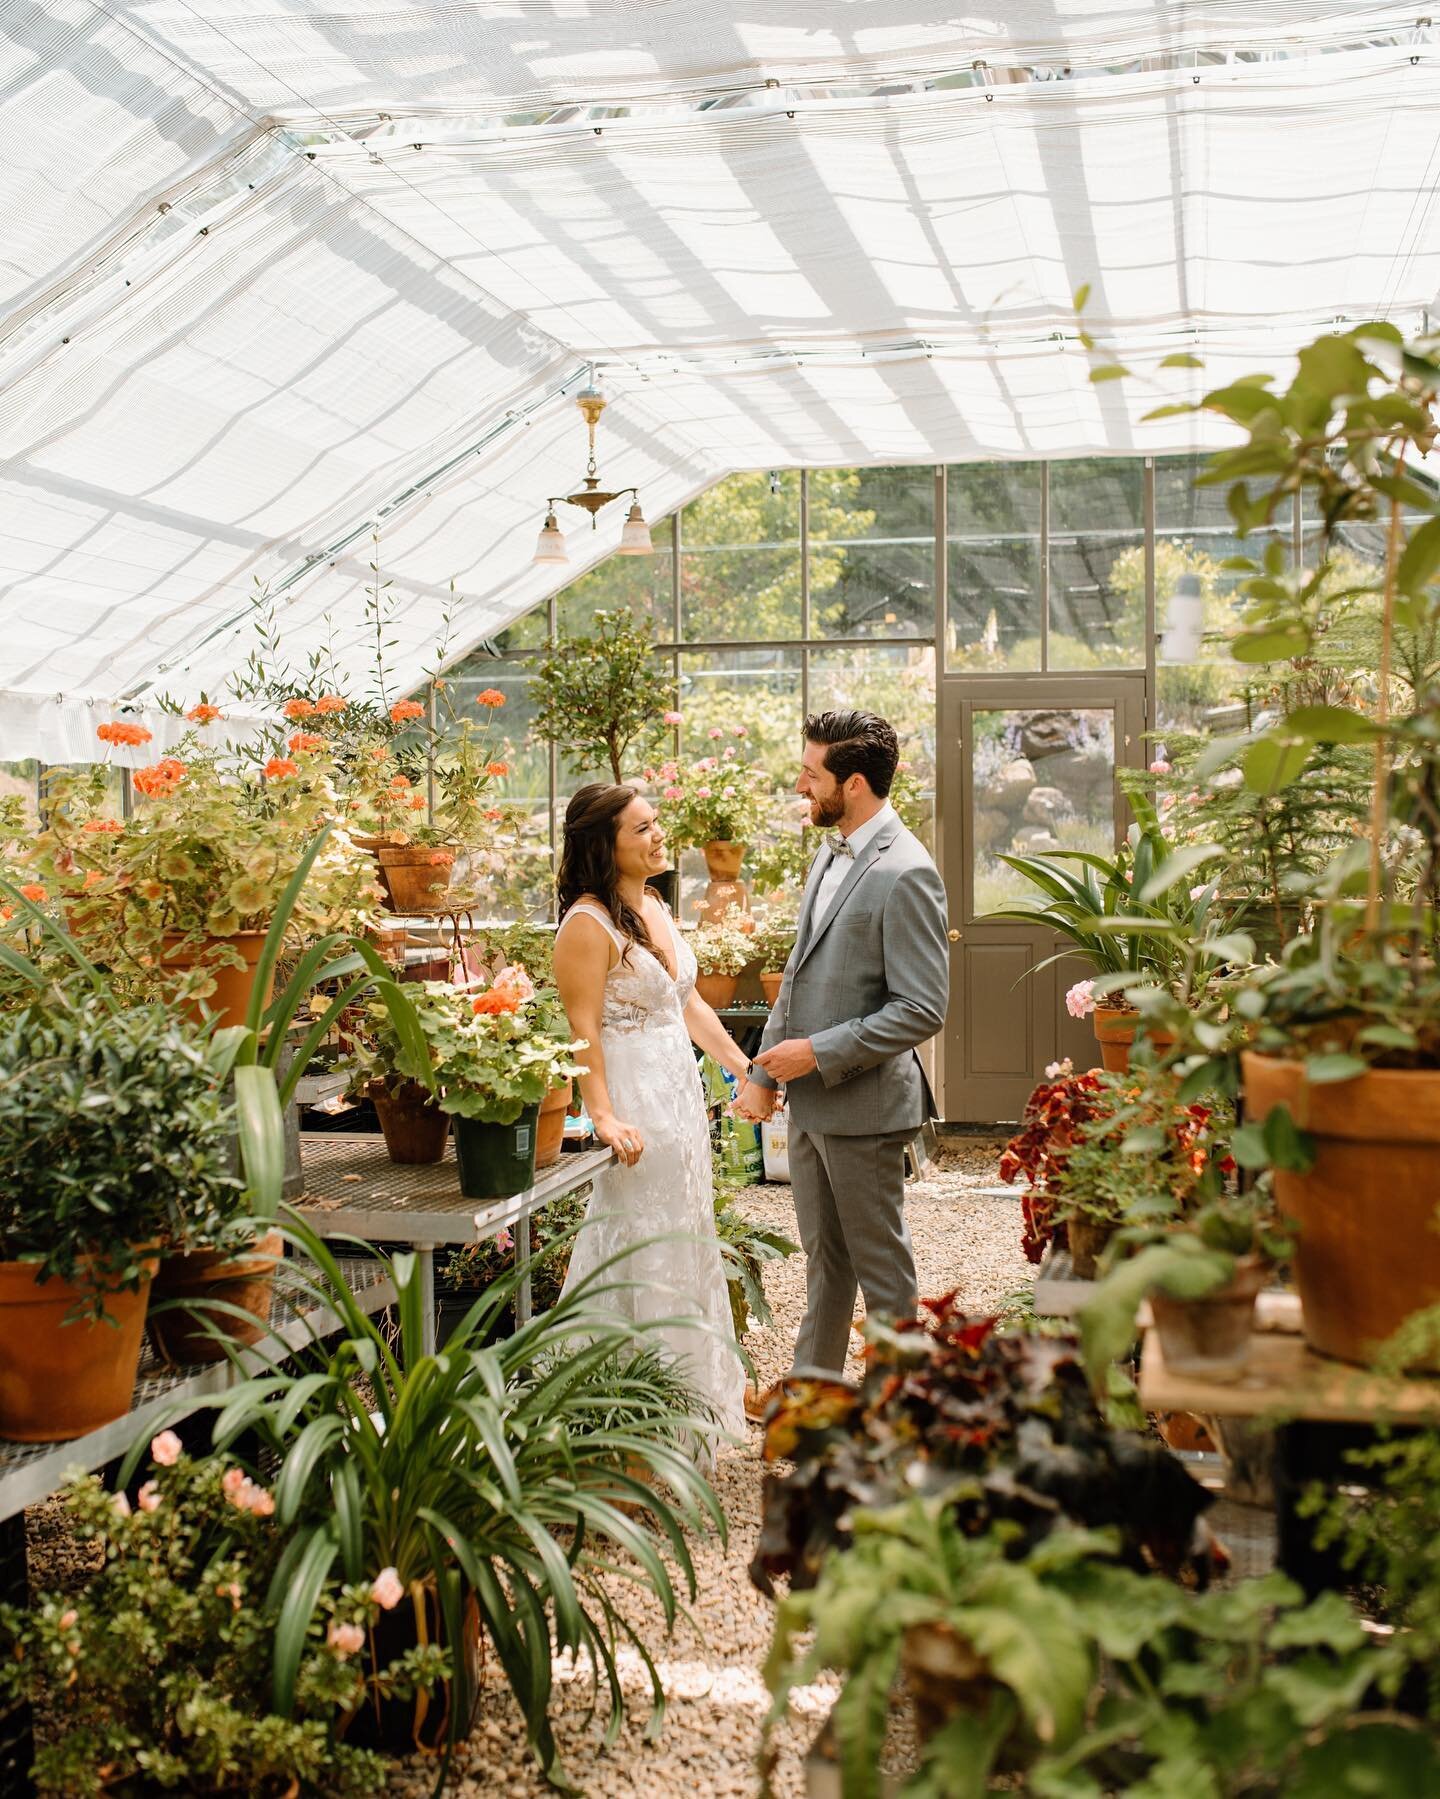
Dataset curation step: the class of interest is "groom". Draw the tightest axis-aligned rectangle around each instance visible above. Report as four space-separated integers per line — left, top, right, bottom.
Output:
737 710 949 1377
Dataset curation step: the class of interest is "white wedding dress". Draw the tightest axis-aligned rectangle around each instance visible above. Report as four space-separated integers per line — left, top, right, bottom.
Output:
556 901 746 1439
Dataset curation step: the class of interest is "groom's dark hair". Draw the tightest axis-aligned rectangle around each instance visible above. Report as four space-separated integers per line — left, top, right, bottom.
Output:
804 709 899 798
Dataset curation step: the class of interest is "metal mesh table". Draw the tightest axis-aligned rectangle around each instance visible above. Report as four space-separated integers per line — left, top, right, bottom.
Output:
291 1136 613 1352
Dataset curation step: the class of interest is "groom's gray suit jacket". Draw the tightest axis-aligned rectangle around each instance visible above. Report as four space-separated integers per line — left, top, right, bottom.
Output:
751 812 949 1137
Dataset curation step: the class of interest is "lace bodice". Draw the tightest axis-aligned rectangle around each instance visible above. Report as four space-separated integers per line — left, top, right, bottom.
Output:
559 900 696 1037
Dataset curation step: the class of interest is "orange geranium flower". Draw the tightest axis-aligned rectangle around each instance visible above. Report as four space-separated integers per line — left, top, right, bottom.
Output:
185 703 223 724
389 699 425 723
132 758 187 797
486 760 509 778
82 869 105 889
96 720 153 747
314 694 347 714
282 698 315 720
389 774 411 790
472 989 521 1016
288 732 325 753
409 794 427 810
475 689 506 708
82 818 123 834
264 757 299 781
18 883 46 903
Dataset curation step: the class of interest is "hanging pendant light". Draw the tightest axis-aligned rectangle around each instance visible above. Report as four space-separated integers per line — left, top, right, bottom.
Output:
532 508 569 565
617 500 653 556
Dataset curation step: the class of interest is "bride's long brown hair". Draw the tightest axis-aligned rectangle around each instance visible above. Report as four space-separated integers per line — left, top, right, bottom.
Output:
556 783 664 967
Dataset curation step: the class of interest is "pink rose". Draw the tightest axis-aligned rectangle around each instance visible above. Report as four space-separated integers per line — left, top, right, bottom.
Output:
1065 979 1096 1020
372 1567 405 1610
150 1430 182 1467
663 711 683 725
137 1481 162 1514
328 1621 366 1657
664 785 683 800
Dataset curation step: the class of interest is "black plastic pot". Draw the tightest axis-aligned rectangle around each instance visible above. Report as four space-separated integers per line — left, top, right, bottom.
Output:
452 1106 541 1200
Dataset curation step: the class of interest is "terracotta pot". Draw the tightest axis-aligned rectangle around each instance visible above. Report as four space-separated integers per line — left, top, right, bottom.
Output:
1154 1411 1216 1453
161 930 272 1032
0 1257 157 1441
759 970 784 1005
148 1229 283 1366
535 1079 572 1171
1150 1253 1269 1383
1241 1052 1440 1367
376 843 455 914
370 1079 450 1164
1091 1005 1176 1073
699 840 750 927
695 971 739 1010
1065 1215 1115 1281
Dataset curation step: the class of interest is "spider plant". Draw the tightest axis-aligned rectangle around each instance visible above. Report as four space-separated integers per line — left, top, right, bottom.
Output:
123 1213 727 1785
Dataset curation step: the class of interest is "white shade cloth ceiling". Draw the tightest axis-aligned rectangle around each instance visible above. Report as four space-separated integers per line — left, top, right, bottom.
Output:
3 4 1440 752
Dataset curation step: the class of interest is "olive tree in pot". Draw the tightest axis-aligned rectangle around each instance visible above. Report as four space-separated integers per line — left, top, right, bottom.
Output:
0 973 239 1439
1170 321 1440 1365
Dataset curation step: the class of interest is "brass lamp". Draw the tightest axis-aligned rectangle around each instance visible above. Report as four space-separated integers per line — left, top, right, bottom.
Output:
531 381 653 565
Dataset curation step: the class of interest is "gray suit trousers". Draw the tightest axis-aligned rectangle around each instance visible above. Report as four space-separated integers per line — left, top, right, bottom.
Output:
788 1123 918 1377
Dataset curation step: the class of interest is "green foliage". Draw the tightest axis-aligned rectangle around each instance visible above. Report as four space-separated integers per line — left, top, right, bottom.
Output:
658 741 774 850
0 1456 394 1797
0 981 241 1313
691 919 753 977
748 893 801 973
137 1216 726 1780
530 607 675 782
711 1161 799 1339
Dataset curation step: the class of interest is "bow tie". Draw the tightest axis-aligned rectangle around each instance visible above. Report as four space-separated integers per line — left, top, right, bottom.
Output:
825 832 854 859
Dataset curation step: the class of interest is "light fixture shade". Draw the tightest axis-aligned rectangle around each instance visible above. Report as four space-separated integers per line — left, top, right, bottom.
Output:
617 500 653 556
533 509 569 565
1159 569 1204 663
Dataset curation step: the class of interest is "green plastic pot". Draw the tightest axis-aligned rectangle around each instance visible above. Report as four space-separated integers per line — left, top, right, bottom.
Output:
452 1105 541 1200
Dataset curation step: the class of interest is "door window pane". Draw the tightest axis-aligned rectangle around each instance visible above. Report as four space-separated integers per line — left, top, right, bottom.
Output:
681 471 800 641
972 707 1115 915
1047 459 1144 668
947 461 1042 669
808 465 934 638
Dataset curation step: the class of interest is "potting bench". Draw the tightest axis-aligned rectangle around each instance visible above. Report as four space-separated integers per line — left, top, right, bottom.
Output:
290 1136 614 1355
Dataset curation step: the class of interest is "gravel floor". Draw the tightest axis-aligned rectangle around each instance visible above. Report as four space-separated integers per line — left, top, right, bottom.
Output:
389 1137 1029 1797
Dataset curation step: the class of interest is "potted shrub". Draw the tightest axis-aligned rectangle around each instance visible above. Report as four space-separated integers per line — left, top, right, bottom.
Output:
659 737 773 923
395 969 587 1199
0 1448 398 1796
0 984 239 1439
344 983 454 1164
1168 321 1440 1365
28 732 377 1029
749 896 800 1004
146 1216 721 1772
1080 1194 1287 1386
691 919 753 1011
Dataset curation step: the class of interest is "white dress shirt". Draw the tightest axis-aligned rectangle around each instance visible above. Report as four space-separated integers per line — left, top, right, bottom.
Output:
809 803 894 931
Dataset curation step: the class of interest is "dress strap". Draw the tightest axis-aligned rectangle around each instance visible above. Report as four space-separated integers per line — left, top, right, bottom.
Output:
559 901 626 950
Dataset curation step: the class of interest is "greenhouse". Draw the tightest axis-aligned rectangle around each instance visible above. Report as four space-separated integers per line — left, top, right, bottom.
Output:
3 4 1440 1795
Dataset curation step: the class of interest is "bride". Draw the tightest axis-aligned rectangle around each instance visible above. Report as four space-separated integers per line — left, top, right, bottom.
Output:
552 781 749 1437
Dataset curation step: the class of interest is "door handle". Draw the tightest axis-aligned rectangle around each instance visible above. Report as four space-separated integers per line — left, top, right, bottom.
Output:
948 928 962 942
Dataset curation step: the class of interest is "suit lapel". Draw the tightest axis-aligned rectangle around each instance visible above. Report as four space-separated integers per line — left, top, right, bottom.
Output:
794 814 903 971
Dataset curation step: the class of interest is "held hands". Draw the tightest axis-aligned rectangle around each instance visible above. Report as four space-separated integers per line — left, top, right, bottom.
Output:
734 1080 778 1123
753 1038 818 1084
594 1113 645 1167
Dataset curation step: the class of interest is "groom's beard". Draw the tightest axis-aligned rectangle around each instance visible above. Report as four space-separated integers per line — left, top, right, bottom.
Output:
809 791 845 829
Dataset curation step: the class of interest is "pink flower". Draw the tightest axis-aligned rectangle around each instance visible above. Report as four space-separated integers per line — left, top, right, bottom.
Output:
111 1493 131 1518
248 1486 275 1518
1185 790 1200 805
708 727 723 739
1065 979 1096 1020
328 1621 366 1657
495 1228 514 1252
1149 759 1171 775
222 1469 274 1516
150 1430 182 1466
723 745 736 759
1190 883 1211 901
664 785 683 800
1161 792 1176 812
372 1567 404 1610
217 1581 242 1607
59 1609 78 1631
663 711 683 725
722 787 735 798
696 757 717 772
221 1468 247 1498
1044 1059 1074 1079
137 1481 162 1513
696 786 712 799
734 725 748 738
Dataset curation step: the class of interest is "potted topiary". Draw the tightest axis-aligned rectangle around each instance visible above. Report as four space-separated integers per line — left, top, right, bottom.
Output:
749 897 799 1005
0 983 240 1438
529 606 676 783
690 919 753 1011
